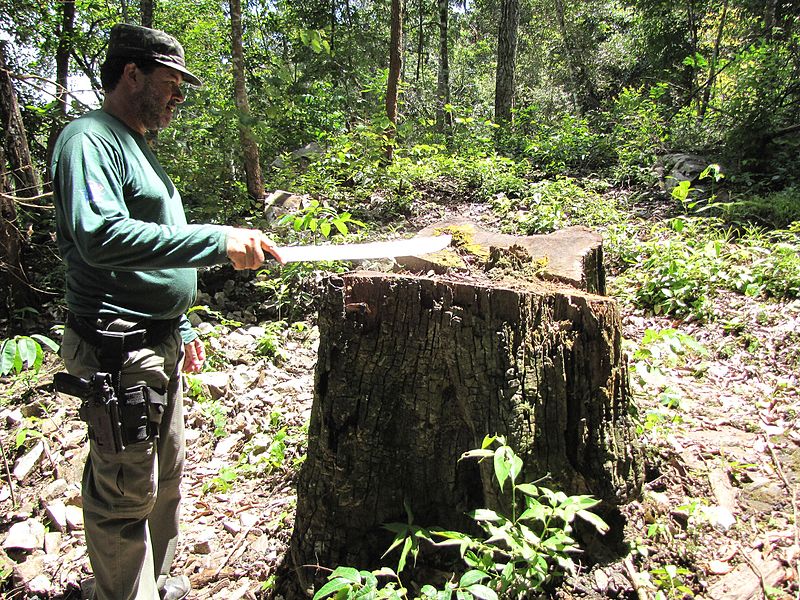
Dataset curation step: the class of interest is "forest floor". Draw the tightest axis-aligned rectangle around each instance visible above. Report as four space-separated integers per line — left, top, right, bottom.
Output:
1 191 799 600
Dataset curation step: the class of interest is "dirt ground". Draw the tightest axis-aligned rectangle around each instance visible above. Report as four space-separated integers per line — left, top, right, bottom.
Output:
1 196 799 599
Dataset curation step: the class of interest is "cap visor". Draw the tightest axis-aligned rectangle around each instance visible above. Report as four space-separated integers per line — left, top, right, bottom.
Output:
156 59 203 87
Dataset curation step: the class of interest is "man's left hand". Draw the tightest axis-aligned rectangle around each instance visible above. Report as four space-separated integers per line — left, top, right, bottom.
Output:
183 338 206 373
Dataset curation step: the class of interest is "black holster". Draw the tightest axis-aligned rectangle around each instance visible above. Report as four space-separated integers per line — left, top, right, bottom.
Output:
55 372 167 454
56 313 176 454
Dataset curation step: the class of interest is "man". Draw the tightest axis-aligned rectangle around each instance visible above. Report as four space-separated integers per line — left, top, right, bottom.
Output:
50 23 282 600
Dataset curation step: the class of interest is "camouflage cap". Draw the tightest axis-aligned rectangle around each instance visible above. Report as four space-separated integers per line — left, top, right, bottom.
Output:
106 23 202 87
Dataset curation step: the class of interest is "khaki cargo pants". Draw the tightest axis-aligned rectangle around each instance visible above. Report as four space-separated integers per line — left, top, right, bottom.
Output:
61 326 186 600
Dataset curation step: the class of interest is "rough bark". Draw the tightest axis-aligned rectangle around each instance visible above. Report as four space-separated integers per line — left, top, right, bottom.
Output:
385 0 403 161
140 0 154 28
45 0 75 179
553 0 599 114
0 41 38 314
287 265 642 592
230 0 265 201
494 0 519 124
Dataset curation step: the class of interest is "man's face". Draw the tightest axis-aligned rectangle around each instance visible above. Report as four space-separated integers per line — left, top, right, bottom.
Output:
136 66 185 131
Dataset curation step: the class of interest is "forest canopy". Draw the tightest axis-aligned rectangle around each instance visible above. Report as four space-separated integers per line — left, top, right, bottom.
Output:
0 0 799 318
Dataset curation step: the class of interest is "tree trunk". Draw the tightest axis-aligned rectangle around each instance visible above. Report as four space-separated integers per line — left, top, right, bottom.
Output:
553 0 599 114
140 0 154 28
230 0 265 201
45 0 75 181
494 0 519 124
435 0 452 137
385 0 403 162
698 0 728 121
416 0 425 83
0 42 39 315
285 239 642 592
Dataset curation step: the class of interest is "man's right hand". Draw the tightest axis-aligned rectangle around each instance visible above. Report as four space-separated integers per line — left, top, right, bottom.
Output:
226 228 284 270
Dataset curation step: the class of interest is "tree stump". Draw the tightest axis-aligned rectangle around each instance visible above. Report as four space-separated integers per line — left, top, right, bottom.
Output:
283 224 642 595
400 219 606 295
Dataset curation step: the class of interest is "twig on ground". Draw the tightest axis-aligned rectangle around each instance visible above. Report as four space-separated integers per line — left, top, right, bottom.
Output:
738 548 769 599
0 436 17 506
623 556 649 600
214 525 254 578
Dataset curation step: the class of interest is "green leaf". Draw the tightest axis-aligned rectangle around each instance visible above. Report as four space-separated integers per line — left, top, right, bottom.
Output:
17 337 37 369
514 483 539 496
471 509 502 522
312 578 351 600
493 447 511 491
31 334 58 353
459 449 494 461
15 428 28 449
320 221 332 238
464 584 498 600
458 570 489 587
397 535 413 573
0 339 18 376
332 566 362 583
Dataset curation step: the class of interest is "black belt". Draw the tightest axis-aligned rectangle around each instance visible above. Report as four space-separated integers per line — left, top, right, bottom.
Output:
66 312 179 354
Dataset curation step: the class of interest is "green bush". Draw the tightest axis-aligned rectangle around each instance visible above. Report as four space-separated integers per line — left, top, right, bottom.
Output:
607 86 667 185
492 177 623 235
624 217 800 320
716 187 800 230
516 110 612 176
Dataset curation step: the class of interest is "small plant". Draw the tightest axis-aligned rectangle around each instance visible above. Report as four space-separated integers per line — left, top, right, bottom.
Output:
202 414 306 496
185 375 228 438
650 564 694 599
0 334 59 377
314 436 608 600
313 567 407 600
631 328 707 392
202 465 238 494
279 199 366 241
255 321 288 363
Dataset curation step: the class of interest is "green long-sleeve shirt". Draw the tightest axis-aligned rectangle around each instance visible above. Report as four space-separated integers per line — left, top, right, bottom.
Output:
51 110 230 342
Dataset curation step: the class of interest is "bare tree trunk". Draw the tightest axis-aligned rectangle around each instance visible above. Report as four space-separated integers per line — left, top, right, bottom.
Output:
385 0 403 162
435 0 452 137
229 0 265 201
553 0 599 114
698 0 728 121
416 0 425 83
140 0 154 28
494 0 519 125
764 0 777 37
45 0 75 182
0 42 39 313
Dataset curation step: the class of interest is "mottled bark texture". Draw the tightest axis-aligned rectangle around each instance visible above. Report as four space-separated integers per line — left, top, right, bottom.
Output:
288 270 642 592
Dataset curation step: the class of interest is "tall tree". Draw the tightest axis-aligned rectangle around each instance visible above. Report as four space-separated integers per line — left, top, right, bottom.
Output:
0 42 39 313
45 0 75 178
230 0 265 201
553 0 599 114
436 0 452 136
140 0 154 28
698 0 728 121
494 0 519 124
385 0 404 161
